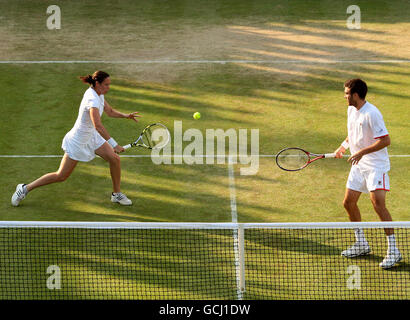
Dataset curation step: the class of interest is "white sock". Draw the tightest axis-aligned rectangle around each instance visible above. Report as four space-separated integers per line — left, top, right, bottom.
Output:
354 228 367 244
387 234 398 253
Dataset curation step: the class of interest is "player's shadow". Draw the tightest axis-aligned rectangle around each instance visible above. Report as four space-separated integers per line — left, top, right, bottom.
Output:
108 80 259 126
0 227 241 299
353 254 410 273
247 230 409 275
246 229 341 256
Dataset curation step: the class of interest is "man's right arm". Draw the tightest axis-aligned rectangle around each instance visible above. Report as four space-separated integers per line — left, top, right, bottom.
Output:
334 136 349 158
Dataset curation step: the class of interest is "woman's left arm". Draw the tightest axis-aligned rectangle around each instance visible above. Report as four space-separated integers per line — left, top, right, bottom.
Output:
104 100 141 123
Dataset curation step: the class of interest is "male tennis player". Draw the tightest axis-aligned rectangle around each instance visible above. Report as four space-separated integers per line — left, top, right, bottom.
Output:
334 78 401 269
11 71 140 206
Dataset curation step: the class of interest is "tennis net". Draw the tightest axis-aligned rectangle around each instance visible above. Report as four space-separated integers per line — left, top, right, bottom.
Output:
0 221 408 300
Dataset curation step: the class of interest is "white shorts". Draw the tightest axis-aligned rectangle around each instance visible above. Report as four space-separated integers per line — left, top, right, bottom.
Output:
346 165 390 194
62 130 106 162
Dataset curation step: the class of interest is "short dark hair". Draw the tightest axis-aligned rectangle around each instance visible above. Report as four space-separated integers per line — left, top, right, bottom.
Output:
344 78 367 99
79 71 110 87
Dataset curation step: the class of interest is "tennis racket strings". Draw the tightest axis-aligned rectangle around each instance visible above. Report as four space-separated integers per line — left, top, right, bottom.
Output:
276 148 309 171
141 123 170 149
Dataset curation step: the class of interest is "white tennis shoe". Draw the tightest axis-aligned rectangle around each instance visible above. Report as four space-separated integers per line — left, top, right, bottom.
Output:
11 184 28 207
379 250 402 269
341 242 371 258
111 192 132 206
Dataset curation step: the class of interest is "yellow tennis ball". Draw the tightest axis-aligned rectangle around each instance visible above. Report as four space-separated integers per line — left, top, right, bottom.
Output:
193 112 201 120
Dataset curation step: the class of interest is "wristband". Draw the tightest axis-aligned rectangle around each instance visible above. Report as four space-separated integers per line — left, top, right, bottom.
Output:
107 137 118 148
341 140 349 150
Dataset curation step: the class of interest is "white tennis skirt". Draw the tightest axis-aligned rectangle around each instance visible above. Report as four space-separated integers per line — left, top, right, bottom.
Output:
62 130 106 162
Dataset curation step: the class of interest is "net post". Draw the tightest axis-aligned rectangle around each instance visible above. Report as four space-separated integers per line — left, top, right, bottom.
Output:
238 223 246 295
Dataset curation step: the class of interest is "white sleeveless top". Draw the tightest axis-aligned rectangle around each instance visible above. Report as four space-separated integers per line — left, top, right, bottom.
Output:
61 87 106 161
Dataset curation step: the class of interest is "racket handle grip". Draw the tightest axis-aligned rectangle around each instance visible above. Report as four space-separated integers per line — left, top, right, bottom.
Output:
324 153 336 158
123 144 131 150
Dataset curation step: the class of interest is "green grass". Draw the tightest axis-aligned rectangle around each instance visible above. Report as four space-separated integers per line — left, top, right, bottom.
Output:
0 0 409 300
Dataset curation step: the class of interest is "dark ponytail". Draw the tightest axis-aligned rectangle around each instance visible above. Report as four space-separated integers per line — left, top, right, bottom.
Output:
80 71 110 87
80 74 95 86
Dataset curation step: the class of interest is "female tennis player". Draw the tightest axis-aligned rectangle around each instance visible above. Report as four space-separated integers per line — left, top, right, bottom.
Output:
11 71 140 206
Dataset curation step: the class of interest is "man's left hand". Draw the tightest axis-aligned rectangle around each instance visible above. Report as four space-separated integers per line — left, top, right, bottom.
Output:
348 151 364 165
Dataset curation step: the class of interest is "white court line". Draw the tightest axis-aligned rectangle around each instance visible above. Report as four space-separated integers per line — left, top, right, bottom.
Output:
227 156 243 300
228 157 238 224
1 59 410 64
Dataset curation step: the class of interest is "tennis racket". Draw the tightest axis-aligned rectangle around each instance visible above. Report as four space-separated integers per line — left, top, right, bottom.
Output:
123 123 171 150
276 147 336 171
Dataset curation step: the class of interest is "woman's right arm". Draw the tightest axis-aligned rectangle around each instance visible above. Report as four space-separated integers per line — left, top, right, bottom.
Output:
90 107 110 140
90 107 124 153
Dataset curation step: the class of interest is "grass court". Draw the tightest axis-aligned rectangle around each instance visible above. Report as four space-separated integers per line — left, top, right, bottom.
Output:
0 0 409 299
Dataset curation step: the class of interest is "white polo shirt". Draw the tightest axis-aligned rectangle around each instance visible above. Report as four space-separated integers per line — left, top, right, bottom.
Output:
347 101 390 172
